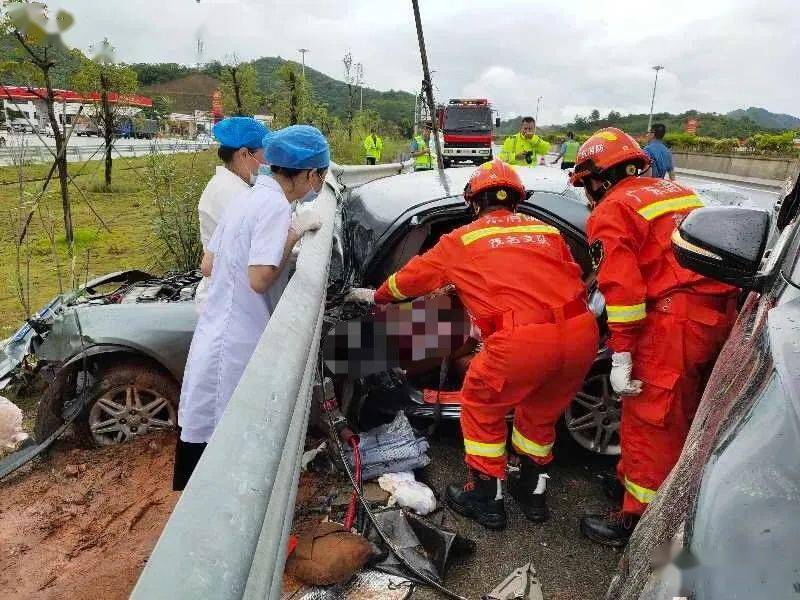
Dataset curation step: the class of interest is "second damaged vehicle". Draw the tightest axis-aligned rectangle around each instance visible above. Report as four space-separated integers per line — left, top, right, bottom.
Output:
0 271 201 448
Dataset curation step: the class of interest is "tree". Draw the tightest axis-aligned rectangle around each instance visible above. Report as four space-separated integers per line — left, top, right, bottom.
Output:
272 63 316 126
1 1 77 244
589 109 601 123
72 38 138 187
220 59 263 116
607 110 622 122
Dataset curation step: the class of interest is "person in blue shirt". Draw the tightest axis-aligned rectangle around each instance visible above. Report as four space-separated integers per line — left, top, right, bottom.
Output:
644 123 675 180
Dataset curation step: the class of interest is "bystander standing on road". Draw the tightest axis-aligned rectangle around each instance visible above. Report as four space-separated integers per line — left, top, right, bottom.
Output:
195 117 271 314
551 131 580 169
644 123 675 180
411 121 434 171
173 125 330 491
499 117 551 166
363 128 383 165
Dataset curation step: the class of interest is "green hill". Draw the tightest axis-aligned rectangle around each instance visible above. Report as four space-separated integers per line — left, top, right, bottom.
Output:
727 107 800 130
130 57 415 127
500 109 796 139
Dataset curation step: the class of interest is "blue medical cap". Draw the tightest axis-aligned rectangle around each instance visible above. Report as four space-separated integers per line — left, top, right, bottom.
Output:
212 117 270 150
264 125 330 169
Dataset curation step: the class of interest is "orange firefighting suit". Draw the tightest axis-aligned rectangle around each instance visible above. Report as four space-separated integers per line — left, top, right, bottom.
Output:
587 177 738 515
375 209 599 478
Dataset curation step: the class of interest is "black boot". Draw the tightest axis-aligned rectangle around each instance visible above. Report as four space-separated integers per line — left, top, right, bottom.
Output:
600 471 625 506
445 469 507 530
580 510 640 547
507 457 549 522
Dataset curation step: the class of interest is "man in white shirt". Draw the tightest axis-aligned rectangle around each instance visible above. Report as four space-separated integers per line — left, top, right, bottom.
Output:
195 117 271 313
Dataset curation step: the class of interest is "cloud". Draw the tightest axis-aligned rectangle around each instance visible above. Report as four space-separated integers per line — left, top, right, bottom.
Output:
47 0 800 124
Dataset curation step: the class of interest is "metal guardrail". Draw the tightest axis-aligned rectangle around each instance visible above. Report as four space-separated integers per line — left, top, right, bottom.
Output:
132 160 408 599
0 140 212 166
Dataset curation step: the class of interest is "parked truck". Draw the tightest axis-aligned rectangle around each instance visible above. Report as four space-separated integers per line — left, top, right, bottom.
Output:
437 98 499 168
115 117 158 140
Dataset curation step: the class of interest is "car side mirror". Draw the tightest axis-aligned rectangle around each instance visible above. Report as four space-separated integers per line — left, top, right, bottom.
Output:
495 117 501 128
672 206 771 290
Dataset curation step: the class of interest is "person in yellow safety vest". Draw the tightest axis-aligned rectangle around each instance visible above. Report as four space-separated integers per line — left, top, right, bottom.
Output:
411 122 434 171
498 116 551 166
364 128 383 165
551 131 581 170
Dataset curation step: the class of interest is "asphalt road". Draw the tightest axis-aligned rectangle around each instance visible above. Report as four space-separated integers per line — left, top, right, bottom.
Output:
412 422 621 600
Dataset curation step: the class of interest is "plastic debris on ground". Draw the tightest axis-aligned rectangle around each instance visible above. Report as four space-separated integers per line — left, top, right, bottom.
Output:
378 471 437 515
365 507 476 584
347 412 430 480
0 396 28 452
482 562 544 600
282 569 414 600
301 441 327 471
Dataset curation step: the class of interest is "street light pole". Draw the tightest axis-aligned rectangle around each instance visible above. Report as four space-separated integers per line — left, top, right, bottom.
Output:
534 96 542 133
356 62 364 112
411 0 444 170
647 65 664 133
298 48 309 78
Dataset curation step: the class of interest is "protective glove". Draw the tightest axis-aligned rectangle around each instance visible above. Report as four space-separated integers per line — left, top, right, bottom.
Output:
344 287 376 305
290 207 322 237
610 352 643 396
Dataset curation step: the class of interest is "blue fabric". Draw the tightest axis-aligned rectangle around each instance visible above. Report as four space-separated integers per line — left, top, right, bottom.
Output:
212 117 270 150
645 139 674 178
264 125 330 169
410 139 419 152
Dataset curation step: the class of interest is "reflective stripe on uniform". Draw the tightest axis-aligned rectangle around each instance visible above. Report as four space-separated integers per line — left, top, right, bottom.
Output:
387 273 407 301
511 427 553 458
637 195 703 221
624 477 657 504
606 303 647 323
461 224 560 246
463 438 506 458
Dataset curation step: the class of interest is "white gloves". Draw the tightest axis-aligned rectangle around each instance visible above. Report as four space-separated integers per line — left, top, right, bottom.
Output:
290 207 322 237
344 287 376 304
610 352 642 396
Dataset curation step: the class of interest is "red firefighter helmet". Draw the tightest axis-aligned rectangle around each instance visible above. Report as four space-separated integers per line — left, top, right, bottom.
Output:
464 158 526 206
569 127 650 187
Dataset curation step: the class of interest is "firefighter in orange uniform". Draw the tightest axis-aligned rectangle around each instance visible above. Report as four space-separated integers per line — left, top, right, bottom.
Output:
569 128 738 546
345 159 599 530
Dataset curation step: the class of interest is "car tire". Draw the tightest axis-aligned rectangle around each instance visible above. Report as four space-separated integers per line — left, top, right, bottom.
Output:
75 359 179 448
443 159 452 169
560 371 621 456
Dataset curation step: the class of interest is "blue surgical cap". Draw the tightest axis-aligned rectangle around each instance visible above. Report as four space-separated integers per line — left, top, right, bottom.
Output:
264 125 330 169
212 117 270 150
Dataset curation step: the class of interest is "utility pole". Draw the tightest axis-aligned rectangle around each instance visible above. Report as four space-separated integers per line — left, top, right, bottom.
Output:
647 65 664 133
534 96 542 133
298 48 309 78
356 62 364 112
411 0 443 170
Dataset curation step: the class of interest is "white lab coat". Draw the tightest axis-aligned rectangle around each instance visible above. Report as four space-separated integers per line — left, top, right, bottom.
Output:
178 175 291 443
195 165 250 313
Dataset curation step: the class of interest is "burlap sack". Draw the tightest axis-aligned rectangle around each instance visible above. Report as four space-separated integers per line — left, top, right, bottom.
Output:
285 522 373 586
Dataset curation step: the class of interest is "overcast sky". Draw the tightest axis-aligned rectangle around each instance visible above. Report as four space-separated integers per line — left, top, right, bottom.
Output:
49 0 800 125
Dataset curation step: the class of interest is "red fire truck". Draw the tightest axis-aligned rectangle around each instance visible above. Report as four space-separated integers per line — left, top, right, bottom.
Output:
437 98 499 168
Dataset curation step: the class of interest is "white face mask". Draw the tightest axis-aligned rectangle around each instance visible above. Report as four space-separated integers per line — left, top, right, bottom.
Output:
298 170 325 204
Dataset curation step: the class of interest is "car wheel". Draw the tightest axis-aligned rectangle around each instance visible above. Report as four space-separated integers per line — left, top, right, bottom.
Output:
76 359 179 447
563 373 621 455
443 159 452 169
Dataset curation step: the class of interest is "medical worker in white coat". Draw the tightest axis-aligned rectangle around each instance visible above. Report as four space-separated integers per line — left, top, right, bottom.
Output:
173 125 330 490
195 117 271 314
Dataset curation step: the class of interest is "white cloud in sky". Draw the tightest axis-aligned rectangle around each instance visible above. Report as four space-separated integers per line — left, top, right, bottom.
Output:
43 0 800 124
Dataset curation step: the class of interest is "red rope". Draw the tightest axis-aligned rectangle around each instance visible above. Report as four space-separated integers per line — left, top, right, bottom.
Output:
343 436 361 530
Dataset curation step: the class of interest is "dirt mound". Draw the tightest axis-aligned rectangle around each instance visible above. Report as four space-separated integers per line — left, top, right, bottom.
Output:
0 435 179 600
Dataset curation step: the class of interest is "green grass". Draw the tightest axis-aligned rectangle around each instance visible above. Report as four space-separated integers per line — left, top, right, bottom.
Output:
0 150 218 337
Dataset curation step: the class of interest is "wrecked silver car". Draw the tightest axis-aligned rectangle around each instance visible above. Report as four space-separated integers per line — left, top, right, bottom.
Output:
1 270 200 446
